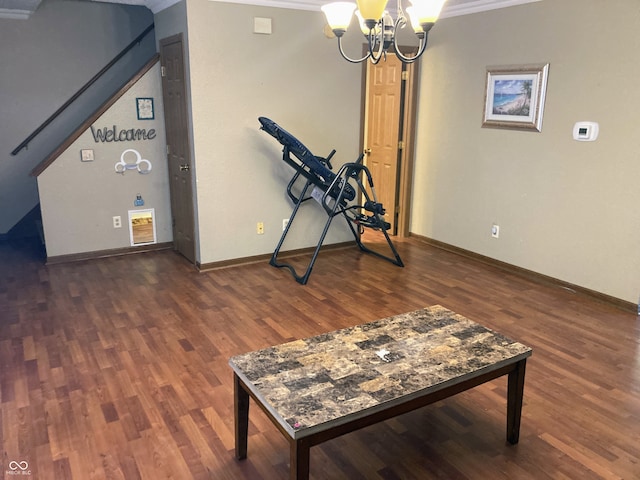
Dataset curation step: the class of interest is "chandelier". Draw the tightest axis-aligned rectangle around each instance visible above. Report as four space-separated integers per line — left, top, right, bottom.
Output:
321 0 447 64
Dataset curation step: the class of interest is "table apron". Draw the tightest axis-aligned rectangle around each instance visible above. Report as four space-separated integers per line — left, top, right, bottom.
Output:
236 358 526 450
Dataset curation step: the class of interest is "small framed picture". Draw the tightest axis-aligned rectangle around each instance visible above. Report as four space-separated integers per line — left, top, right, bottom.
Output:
482 64 549 132
136 97 154 120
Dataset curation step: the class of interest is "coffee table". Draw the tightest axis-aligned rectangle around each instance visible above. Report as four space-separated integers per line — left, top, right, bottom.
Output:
229 305 532 480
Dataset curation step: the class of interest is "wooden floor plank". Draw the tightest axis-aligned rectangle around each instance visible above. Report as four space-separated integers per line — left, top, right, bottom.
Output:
1 236 638 479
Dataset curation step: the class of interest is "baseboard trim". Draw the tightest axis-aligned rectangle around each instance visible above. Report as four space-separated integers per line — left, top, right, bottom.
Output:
196 241 354 272
46 242 173 265
410 233 635 314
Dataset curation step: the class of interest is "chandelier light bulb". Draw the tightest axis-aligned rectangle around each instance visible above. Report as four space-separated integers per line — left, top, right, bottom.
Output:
405 6 425 34
408 0 446 25
321 2 357 35
355 10 380 36
356 0 389 22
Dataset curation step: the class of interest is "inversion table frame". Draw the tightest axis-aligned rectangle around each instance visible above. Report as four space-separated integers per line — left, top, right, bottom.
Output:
259 117 403 285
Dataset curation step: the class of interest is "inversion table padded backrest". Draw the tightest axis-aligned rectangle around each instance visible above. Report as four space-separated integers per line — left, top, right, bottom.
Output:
258 116 355 201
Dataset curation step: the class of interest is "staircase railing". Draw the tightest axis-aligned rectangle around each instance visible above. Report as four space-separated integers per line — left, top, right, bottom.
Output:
11 23 155 156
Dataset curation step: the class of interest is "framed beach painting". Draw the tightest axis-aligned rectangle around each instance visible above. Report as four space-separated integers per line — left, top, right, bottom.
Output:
482 64 549 132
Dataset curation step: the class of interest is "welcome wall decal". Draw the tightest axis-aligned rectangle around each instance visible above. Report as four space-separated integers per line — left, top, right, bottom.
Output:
90 125 157 143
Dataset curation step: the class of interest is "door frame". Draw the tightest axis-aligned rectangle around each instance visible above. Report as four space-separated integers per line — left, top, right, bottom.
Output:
360 46 420 238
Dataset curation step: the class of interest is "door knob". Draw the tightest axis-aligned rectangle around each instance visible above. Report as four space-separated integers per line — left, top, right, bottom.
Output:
180 164 190 172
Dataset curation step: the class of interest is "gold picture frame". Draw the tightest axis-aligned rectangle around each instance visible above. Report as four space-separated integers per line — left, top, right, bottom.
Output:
482 63 549 132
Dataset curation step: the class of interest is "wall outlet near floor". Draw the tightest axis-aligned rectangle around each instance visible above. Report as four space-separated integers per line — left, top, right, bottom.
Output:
491 224 500 238
113 216 122 228
256 222 264 235
282 218 289 231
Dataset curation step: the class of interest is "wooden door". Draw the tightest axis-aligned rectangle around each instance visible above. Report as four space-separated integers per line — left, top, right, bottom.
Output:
364 55 403 234
160 34 196 264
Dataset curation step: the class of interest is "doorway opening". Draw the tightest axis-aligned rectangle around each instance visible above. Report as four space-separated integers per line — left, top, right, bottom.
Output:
361 47 419 238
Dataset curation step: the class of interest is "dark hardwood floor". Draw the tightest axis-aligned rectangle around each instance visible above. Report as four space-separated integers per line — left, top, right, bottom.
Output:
1 234 638 479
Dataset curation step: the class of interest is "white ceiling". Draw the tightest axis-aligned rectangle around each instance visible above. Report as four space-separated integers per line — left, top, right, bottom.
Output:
0 0 540 18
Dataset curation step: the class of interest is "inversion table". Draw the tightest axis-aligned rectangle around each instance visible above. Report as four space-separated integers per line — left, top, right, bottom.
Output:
258 116 403 285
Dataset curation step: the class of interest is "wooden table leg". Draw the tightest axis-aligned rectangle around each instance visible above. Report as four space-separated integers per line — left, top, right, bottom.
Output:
289 438 310 480
234 373 250 460
506 359 527 444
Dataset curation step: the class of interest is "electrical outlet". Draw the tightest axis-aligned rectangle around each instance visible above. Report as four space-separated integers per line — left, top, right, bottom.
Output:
491 224 500 238
113 216 122 228
282 218 289 231
257 222 264 235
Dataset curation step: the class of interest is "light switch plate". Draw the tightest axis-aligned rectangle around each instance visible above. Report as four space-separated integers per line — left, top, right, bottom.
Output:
81 149 95 162
254 17 272 35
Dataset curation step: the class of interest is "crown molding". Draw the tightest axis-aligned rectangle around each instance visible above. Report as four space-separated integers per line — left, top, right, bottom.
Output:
440 0 542 18
0 7 33 19
207 0 320 12
205 0 541 15
145 0 181 13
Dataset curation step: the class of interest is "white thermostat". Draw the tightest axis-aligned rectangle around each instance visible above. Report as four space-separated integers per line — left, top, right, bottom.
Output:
573 121 599 141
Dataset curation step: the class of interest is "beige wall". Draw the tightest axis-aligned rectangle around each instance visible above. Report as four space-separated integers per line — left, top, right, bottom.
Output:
38 63 172 257
412 0 640 303
184 0 362 265
151 0 639 302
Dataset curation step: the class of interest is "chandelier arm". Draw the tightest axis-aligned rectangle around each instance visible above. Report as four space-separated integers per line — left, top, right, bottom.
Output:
337 36 371 64
368 26 385 64
370 51 384 65
369 45 385 64
394 31 429 64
